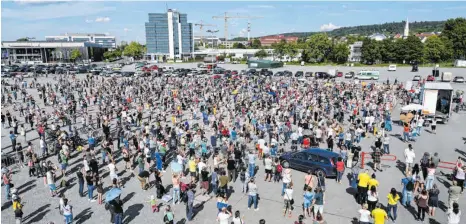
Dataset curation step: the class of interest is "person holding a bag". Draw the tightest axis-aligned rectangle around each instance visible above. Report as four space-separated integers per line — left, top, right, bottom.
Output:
283 183 294 218
13 195 23 224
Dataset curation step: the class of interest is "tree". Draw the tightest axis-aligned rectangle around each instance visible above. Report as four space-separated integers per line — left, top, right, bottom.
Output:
123 41 144 58
361 38 381 64
423 36 446 63
254 49 268 59
70 49 82 61
251 39 262 49
16 37 30 41
330 42 350 63
271 39 287 59
403 35 424 63
304 33 332 62
380 38 397 63
441 18 466 59
285 42 299 59
232 42 246 49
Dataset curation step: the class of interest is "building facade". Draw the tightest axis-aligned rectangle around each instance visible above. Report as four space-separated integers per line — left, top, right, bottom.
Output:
145 9 194 60
45 33 116 48
348 41 363 62
1 41 108 64
259 35 299 46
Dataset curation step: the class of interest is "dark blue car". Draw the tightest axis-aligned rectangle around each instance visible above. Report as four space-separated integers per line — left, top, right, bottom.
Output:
279 148 340 177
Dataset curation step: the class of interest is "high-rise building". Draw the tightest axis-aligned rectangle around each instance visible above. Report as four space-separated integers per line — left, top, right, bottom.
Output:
45 33 116 48
145 9 193 60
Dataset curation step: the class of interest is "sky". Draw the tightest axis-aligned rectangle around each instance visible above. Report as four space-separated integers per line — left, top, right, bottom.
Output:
2 1 466 44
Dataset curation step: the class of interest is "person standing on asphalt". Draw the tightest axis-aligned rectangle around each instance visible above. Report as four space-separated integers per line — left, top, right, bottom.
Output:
85 171 96 202
186 184 195 221
415 189 429 222
2 167 12 201
76 167 85 197
303 186 314 218
357 169 370 204
428 184 440 217
358 203 371 224
336 157 345 184
112 197 124 224
404 144 415 175
283 183 294 218
447 202 461 224
371 203 388 224
62 198 73 224
386 188 400 222
247 178 259 211
312 187 324 220
383 134 390 154
401 172 415 207
448 180 462 208
282 168 292 196
248 150 257 178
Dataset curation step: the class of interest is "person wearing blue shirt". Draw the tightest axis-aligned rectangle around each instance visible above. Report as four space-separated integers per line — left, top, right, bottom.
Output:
200 142 208 160
270 145 277 158
248 151 257 178
88 136 95 151
9 131 17 151
211 135 217 148
401 173 414 207
230 128 237 142
303 187 315 217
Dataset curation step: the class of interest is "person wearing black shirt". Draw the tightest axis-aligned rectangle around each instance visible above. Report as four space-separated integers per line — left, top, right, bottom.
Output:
227 156 237 182
85 171 95 202
89 159 99 176
77 169 85 197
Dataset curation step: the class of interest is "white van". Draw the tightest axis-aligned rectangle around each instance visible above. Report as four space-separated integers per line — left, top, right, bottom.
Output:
388 64 397 71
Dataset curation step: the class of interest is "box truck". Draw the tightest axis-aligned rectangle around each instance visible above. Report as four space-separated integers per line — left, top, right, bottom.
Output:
421 82 454 123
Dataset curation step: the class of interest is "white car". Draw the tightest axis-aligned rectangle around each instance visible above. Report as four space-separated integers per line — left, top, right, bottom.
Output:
412 75 421 81
344 72 354 79
388 64 397 71
453 76 465 83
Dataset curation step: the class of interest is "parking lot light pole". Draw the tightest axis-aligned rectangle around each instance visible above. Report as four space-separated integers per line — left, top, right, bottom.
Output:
207 29 219 66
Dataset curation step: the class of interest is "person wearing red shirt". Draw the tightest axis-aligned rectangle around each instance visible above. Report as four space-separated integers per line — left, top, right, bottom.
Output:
302 137 310 149
336 157 345 184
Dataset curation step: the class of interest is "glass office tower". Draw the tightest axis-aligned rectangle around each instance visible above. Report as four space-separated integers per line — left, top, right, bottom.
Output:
145 9 193 60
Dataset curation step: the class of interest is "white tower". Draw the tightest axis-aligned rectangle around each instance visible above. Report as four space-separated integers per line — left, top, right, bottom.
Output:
403 18 409 38
247 22 251 41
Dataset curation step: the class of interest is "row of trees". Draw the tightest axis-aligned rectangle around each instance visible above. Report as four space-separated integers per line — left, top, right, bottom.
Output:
255 17 465 64
361 18 466 64
103 41 146 60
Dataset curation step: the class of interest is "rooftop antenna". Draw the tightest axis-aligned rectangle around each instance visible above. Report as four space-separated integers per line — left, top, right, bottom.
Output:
165 2 168 11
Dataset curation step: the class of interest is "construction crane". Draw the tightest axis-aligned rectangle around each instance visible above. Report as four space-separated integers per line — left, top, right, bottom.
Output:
194 21 217 46
212 12 263 43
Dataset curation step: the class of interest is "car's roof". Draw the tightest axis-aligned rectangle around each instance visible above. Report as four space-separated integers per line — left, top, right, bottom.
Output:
301 148 340 157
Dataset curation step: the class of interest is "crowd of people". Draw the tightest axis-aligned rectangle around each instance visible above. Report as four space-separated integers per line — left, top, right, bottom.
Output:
1 69 464 224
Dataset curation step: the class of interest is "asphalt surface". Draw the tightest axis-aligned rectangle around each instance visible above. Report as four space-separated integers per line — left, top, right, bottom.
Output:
1 65 466 224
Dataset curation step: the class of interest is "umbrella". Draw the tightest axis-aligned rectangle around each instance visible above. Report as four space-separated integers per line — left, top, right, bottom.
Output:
171 161 182 173
401 104 424 112
105 187 122 203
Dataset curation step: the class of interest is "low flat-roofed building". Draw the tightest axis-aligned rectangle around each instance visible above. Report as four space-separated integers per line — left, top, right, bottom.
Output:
1 41 108 63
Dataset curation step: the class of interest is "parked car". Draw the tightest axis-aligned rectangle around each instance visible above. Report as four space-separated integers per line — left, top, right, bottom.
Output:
453 76 465 83
388 64 397 71
295 71 304 77
284 70 293 77
279 148 339 177
336 71 343 77
304 72 313 77
412 75 421 81
427 75 435 82
345 71 355 79
274 71 284 77
315 72 330 79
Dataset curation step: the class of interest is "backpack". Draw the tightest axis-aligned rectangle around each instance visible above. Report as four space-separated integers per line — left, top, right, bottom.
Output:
276 164 283 173
406 179 414 191
240 172 246 182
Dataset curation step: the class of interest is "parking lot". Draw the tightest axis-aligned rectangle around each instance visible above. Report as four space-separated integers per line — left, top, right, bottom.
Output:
1 63 466 224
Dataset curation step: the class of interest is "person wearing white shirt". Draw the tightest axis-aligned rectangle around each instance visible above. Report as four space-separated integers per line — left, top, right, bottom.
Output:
217 207 232 224
417 117 424 135
383 134 390 154
315 128 323 142
447 203 461 224
283 184 294 216
404 144 416 175
359 204 371 223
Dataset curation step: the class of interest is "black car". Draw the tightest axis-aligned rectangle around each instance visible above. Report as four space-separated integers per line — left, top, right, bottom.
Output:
260 68 269 76
315 72 330 79
284 70 293 77
305 72 313 77
274 71 284 76
295 71 304 77
264 71 273 76
411 64 418 72
122 71 135 77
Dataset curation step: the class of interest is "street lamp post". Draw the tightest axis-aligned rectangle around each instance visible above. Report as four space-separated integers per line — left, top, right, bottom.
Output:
206 29 219 65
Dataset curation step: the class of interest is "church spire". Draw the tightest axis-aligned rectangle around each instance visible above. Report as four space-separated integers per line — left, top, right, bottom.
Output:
403 18 409 38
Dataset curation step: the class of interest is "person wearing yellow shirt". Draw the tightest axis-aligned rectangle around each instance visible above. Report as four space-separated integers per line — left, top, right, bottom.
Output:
371 203 388 224
188 158 198 183
357 169 371 204
368 173 379 190
386 188 400 222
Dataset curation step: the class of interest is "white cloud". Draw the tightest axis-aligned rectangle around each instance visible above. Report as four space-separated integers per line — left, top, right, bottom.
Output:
239 28 248 37
2 2 116 20
85 19 93 23
247 5 275 9
95 17 111 22
320 23 340 31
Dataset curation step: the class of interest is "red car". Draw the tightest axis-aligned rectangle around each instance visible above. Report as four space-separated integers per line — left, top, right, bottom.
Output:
212 74 221 79
427 75 435 82
337 71 343 77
